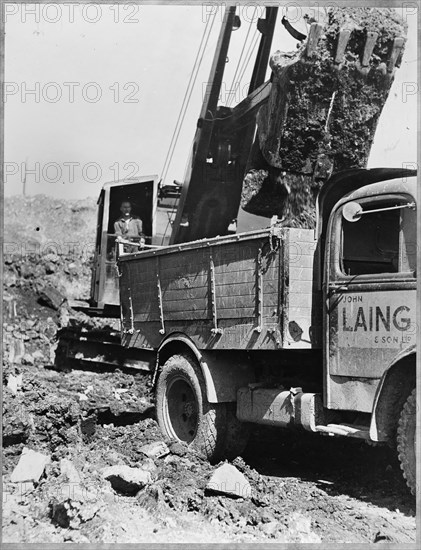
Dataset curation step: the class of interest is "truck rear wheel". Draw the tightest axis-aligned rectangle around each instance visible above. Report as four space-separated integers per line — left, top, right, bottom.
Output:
397 389 416 495
155 353 227 462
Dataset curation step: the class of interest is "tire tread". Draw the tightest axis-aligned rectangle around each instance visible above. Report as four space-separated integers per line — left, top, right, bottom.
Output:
396 388 416 495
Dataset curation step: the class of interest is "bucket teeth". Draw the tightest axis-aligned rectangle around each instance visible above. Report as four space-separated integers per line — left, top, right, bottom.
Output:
305 23 323 57
335 29 351 65
361 31 378 67
387 36 405 72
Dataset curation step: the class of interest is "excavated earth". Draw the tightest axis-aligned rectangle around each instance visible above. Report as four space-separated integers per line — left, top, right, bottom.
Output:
241 7 408 223
2 195 417 543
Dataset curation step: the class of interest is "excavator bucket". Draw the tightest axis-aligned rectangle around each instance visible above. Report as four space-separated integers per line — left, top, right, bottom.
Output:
241 7 407 226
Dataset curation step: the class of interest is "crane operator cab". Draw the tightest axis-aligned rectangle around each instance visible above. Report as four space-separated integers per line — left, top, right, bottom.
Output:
89 175 158 316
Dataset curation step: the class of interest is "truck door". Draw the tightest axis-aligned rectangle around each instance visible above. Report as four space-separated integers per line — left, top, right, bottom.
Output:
325 193 417 412
91 190 105 305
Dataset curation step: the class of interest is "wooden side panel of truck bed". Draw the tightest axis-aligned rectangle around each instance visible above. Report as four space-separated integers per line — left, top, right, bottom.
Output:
118 227 322 351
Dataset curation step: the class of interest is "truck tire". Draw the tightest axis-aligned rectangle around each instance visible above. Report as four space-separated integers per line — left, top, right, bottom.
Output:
397 389 416 495
155 353 227 462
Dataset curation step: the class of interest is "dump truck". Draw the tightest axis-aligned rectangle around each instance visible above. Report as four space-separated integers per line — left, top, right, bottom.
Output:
58 6 416 493
116 166 417 494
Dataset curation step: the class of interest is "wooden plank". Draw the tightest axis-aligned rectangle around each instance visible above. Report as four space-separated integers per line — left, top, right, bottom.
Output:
156 283 282 304
216 270 276 284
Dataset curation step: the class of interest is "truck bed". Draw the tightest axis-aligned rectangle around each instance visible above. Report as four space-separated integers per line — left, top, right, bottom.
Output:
118 226 322 351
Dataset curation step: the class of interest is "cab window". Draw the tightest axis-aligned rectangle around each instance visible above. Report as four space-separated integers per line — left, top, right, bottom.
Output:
340 198 416 276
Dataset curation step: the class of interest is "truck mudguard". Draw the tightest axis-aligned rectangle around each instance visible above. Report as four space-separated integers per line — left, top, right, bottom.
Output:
154 333 255 403
369 344 416 441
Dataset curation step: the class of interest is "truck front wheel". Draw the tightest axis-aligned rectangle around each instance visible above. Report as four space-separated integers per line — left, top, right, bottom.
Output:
156 353 227 462
397 388 416 495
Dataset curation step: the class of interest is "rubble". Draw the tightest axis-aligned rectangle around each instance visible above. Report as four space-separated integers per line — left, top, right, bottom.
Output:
206 464 252 499
2 397 34 446
10 448 51 483
49 492 100 529
102 465 153 495
287 511 322 543
38 286 67 310
22 353 35 366
139 441 170 459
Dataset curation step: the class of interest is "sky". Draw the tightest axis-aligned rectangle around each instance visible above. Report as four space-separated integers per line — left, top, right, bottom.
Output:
3 3 418 200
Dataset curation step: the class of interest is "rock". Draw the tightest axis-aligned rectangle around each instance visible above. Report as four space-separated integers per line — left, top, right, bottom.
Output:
260 521 280 537
373 530 397 543
7 373 23 394
102 465 153 495
139 441 170 459
44 252 59 263
261 509 277 524
38 286 66 310
10 448 50 483
9 339 25 364
287 512 322 543
60 458 81 484
32 350 44 360
34 264 46 278
206 464 252 499
3 271 17 287
64 533 90 543
168 440 189 457
22 353 35 366
45 262 56 274
19 263 33 279
79 413 97 439
137 457 158 475
59 306 70 328
44 317 58 339
68 262 78 275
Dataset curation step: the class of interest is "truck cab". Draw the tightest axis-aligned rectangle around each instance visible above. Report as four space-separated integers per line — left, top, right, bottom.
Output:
322 170 416 414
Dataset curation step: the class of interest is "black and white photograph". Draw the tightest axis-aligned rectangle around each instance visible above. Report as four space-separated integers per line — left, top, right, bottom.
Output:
1 1 419 544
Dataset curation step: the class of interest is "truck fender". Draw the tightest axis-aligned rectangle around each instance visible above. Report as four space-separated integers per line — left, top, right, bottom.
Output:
369 345 416 442
154 333 255 403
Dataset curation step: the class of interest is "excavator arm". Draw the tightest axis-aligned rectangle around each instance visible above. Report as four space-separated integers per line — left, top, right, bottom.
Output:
170 6 407 243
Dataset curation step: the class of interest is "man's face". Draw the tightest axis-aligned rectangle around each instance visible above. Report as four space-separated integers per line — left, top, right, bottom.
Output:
120 202 132 217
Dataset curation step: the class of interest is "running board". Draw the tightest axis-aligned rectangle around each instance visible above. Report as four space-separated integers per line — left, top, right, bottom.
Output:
315 424 370 439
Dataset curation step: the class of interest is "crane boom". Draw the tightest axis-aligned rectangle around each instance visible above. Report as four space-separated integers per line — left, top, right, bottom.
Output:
170 6 278 244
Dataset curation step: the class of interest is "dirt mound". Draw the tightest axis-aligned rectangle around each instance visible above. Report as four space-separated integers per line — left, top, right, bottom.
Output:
4 194 96 250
